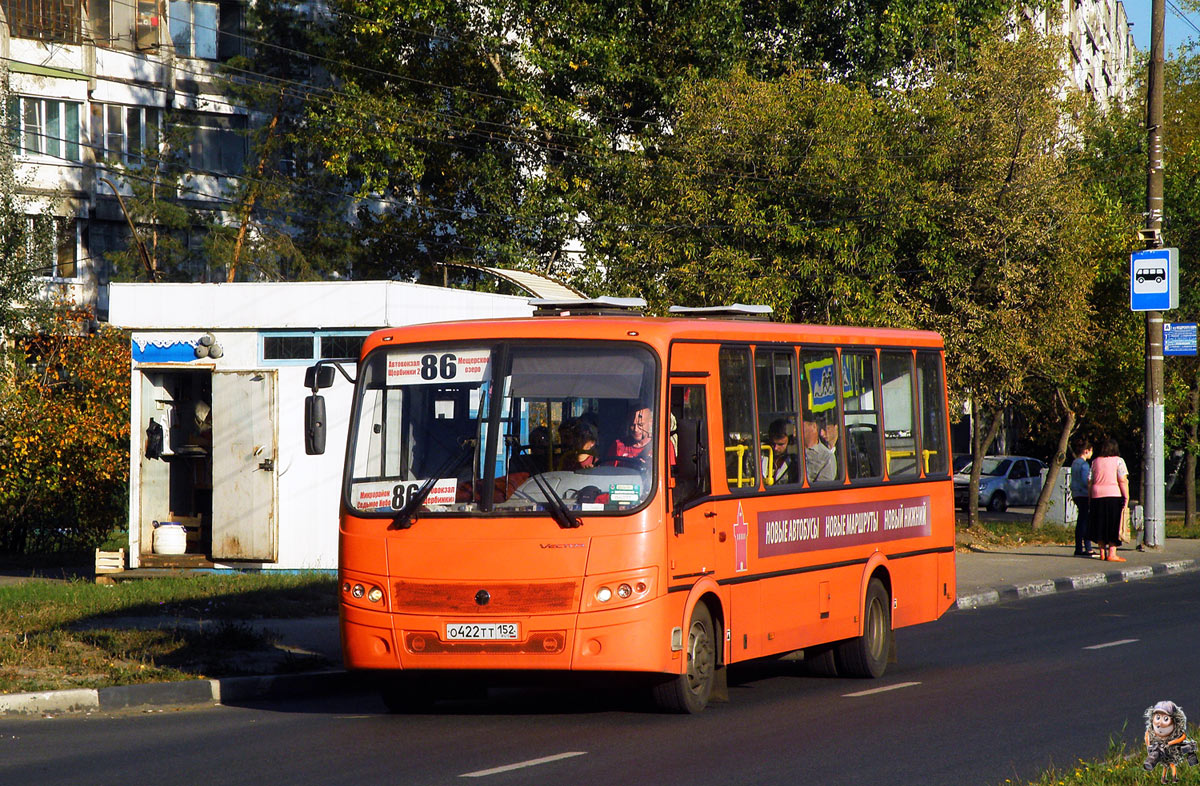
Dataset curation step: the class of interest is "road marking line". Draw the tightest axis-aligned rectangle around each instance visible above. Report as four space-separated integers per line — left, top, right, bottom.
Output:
460 752 587 778
1084 638 1139 650
843 681 921 698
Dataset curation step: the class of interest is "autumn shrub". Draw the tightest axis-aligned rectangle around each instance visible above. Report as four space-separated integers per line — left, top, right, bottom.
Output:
0 306 130 556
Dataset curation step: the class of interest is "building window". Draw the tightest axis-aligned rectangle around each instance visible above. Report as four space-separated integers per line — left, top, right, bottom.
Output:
23 215 78 279
1 0 82 43
261 332 371 365
263 334 315 362
90 103 161 166
320 334 367 359
178 110 246 175
169 0 218 59
6 96 81 161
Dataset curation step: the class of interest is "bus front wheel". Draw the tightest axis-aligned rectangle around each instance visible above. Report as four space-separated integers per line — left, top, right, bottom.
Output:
653 603 717 713
834 578 891 679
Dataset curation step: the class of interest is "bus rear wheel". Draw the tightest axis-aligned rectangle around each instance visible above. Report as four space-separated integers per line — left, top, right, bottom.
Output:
652 603 716 713
834 578 891 679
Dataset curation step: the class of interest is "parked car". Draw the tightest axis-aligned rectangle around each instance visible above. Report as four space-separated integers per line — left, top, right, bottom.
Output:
953 455 1046 512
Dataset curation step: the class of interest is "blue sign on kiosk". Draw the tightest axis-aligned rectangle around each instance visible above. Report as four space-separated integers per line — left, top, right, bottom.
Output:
1130 248 1179 311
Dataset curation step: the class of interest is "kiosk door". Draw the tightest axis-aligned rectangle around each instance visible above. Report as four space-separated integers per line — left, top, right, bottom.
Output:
211 370 279 561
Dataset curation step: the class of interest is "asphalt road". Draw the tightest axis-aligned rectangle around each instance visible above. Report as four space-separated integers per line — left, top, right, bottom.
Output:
1 574 1194 786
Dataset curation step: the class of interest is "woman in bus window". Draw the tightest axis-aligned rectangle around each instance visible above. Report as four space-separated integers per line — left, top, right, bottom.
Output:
606 405 653 467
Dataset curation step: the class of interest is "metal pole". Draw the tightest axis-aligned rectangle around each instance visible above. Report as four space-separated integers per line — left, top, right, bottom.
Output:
99 176 156 282
1144 0 1166 548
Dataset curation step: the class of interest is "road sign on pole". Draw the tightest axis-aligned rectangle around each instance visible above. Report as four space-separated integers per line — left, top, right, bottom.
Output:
1130 247 1179 311
1164 322 1198 356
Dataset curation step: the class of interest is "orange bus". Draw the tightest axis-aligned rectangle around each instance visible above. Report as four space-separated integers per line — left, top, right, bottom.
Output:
304 300 956 712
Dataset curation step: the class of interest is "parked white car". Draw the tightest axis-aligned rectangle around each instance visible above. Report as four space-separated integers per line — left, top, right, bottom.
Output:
953 455 1046 512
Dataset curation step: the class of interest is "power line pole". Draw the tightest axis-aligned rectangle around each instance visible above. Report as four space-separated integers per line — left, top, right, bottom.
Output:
1144 0 1166 548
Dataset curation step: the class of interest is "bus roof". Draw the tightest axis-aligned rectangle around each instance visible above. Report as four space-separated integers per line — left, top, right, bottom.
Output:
364 314 944 350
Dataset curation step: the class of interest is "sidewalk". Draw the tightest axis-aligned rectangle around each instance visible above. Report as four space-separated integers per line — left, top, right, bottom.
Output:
955 508 1200 608
6 518 1200 715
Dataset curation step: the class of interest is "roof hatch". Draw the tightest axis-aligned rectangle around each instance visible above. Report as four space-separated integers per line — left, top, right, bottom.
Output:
530 297 648 317
667 304 773 321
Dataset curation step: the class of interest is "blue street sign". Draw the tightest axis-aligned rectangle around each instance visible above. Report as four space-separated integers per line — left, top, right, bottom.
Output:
1131 248 1180 311
1164 323 1198 356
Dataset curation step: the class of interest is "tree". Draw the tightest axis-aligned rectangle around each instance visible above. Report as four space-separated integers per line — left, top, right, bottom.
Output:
0 71 54 331
893 25 1113 527
0 305 130 555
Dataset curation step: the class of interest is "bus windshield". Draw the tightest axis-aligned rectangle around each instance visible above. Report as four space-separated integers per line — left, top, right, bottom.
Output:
346 342 659 517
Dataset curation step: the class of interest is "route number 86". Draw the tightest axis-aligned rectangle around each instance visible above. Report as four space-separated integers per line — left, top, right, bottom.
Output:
420 353 457 381
392 482 425 509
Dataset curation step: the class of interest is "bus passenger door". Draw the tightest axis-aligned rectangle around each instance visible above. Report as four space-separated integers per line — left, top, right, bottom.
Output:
667 378 716 585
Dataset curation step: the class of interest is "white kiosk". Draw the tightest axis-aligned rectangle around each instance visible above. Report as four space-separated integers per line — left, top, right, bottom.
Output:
107 281 536 570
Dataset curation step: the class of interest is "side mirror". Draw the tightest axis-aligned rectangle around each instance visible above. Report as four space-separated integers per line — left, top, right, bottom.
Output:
305 394 326 455
304 364 336 390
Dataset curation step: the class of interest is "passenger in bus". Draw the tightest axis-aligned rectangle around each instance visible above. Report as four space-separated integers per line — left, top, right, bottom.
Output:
761 419 797 485
606 405 653 467
527 426 552 472
803 419 837 483
559 418 598 471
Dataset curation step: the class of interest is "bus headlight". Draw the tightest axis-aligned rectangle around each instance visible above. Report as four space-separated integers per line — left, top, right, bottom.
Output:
342 578 386 607
585 569 655 610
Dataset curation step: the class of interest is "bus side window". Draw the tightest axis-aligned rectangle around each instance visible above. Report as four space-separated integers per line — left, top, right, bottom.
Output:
917 352 950 476
881 351 919 479
754 348 798 488
671 384 710 507
718 346 757 489
842 351 882 481
800 349 843 485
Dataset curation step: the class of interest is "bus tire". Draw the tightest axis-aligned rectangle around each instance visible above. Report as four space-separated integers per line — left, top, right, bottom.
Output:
652 603 717 713
799 643 839 677
834 578 890 679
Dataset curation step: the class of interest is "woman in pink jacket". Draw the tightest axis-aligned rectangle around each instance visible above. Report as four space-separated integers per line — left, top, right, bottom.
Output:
1089 437 1130 562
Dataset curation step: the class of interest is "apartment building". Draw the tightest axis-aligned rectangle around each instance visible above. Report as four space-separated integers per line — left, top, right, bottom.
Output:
1 0 250 318
1030 0 1137 108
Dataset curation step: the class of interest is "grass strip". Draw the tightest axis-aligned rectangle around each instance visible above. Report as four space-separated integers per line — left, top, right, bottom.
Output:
0 573 336 694
1011 730 1199 785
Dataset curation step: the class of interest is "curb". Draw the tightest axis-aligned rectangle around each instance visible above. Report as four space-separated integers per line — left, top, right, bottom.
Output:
0 669 360 717
955 558 1198 610
7 559 1198 715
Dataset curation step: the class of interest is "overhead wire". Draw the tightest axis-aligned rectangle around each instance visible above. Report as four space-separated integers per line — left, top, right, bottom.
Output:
4 0 1117 202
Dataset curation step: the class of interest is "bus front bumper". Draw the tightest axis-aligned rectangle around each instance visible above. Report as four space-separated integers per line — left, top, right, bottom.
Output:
341 594 682 675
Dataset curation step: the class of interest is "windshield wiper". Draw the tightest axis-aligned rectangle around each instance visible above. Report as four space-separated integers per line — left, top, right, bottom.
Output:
508 437 582 529
389 438 476 530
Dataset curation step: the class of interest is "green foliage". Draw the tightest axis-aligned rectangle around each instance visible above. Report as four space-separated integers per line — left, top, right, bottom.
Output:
0 72 55 331
0 307 130 555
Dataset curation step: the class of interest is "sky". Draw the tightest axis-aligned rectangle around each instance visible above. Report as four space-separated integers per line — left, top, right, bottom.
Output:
1124 0 1199 52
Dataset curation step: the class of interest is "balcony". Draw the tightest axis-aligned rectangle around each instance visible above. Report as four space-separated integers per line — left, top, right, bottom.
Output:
0 0 82 43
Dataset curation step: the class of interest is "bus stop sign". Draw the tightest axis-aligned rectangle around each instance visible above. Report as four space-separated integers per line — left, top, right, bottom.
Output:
1130 248 1179 311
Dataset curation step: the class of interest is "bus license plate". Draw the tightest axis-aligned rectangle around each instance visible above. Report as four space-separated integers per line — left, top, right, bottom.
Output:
444 622 520 641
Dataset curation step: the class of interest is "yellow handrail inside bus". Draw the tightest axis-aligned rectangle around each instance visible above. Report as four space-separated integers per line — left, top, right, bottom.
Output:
761 445 775 486
725 444 756 488
884 448 938 475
